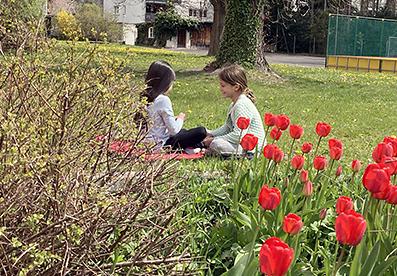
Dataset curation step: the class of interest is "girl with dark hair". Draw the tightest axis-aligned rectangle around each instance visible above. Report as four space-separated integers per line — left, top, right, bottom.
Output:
144 61 207 151
203 64 265 156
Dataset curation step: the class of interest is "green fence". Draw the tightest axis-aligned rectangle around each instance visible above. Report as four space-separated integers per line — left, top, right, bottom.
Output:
327 14 397 57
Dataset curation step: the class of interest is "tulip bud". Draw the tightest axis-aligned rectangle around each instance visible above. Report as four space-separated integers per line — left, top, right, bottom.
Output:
351 160 362 172
276 114 290 130
301 142 313 154
336 165 342 177
315 122 331 137
300 170 309 183
284 177 289 188
291 155 305 170
303 181 313 196
319 208 327 220
270 127 282 141
264 113 276 127
237 116 250 130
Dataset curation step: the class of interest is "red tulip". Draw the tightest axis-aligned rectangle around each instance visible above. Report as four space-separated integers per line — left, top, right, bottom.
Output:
384 136 397 157
258 185 281 211
237 116 250 130
263 144 276 159
336 165 343 177
362 163 391 194
283 213 304 235
264 113 276 127
351 160 362 172
383 157 397 176
328 138 343 150
330 146 343 160
240 133 258 151
273 148 284 163
372 142 393 163
335 210 366 246
303 181 313 196
270 127 282 141
313 156 328 170
259 237 294 276
291 155 305 170
336 196 354 215
300 170 309 183
315 122 331 137
301 142 313 154
386 185 397 204
372 187 390 200
276 114 290 131
289 124 304 140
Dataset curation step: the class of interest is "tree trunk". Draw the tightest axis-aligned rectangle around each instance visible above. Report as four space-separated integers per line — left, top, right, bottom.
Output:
208 0 225 56
255 4 271 72
386 0 396 15
360 0 369 15
216 0 270 70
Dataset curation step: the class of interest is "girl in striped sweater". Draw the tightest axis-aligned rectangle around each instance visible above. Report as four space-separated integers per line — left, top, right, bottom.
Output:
204 65 266 156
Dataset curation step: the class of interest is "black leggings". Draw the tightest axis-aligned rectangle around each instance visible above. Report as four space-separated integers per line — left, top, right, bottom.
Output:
164 126 207 150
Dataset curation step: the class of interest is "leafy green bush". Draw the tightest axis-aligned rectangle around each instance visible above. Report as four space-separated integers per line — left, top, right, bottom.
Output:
54 10 81 40
0 0 45 51
154 8 199 47
75 3 122 42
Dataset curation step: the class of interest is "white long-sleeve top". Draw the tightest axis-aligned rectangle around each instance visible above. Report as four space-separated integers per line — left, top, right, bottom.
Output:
146 94 183 145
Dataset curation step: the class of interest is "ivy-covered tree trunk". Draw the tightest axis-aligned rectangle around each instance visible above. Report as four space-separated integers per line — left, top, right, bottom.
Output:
216 0 270 71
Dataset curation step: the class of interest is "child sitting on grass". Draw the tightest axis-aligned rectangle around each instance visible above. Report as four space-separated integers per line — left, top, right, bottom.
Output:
203 64 265 156
143 60 207 151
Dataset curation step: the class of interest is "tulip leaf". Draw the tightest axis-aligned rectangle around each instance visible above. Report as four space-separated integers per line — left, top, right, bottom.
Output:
349 241 365 276
359 240 381 276
234 210 252 230
371 256 397 275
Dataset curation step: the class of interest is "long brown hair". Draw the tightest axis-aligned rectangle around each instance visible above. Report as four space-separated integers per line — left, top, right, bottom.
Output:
218 64 256 103
143 60 176 102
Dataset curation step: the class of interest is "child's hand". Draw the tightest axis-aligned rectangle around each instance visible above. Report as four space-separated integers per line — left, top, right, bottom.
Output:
203 136 214 148
176 113 186 121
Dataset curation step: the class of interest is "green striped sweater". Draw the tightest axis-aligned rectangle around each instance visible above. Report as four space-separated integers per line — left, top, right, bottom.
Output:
210 94 266 151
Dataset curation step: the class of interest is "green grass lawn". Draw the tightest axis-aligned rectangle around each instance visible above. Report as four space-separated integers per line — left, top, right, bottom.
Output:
55 41 397 162
83 43 397 163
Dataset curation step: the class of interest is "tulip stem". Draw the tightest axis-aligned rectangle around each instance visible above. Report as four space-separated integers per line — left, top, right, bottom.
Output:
332 242 340 276
313 136 322 158
260 126 270 152
334 245 345 276
284 138 296 178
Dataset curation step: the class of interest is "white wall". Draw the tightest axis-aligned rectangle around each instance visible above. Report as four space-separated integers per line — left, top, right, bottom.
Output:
174 0 214 23
123 24 138 45
166 36 177 48
103 0 145 24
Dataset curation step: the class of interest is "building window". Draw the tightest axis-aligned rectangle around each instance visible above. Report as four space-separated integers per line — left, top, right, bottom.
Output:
114 5 120 15
199 10 202 17
203 10 207 17
193 10 197 16
189 9 193 16
148 27 154 39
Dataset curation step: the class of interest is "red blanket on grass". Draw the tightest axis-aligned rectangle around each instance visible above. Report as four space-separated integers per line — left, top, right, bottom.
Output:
102 139 204 160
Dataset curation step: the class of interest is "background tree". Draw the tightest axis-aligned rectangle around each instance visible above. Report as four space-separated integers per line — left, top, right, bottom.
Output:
209 0 270 71
208 0 226 56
